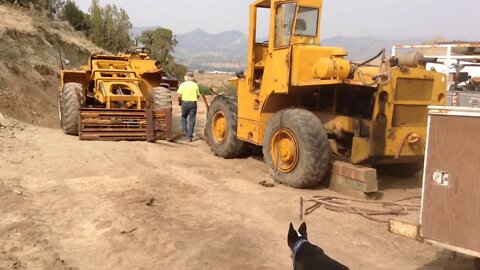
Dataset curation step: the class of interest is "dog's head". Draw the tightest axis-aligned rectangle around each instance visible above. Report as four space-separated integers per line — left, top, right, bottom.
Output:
287 222 308 250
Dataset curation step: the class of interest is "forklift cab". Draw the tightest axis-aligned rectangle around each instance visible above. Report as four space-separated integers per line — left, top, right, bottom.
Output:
248 0 323 94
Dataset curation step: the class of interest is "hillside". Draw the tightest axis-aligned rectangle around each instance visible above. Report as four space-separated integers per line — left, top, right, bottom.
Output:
154 27 425 72
322 36 423 61
174 28 247 72
0 4 103 127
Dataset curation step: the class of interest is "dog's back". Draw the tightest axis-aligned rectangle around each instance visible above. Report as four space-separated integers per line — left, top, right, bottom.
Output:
294 242 349 270
288 223 349 270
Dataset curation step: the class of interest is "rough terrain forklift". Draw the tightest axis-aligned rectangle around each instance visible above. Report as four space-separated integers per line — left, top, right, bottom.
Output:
59 48 172 141
206 0 447 188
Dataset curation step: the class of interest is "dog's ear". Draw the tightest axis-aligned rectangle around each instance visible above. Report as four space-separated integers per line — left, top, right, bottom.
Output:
298 222 308 239
287 223 298 249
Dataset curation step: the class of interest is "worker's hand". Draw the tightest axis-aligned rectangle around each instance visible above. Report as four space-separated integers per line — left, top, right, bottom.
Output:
177 96 182 106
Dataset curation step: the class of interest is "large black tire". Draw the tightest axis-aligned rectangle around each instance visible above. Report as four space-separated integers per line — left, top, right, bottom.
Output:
59 82 82 135
151 87 172 111
263 109 330 189
375 162 424 178
206 95 246 158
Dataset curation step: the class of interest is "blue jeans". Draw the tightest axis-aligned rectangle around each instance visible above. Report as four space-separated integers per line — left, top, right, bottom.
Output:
181 101 197 139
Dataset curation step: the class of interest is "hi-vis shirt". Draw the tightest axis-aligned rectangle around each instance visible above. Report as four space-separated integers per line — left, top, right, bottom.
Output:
177 81 200 102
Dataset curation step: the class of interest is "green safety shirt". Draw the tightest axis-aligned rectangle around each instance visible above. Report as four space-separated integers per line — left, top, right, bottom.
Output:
177 81 200 102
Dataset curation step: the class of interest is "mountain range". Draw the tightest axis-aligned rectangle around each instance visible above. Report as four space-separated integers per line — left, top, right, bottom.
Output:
132 27 425 72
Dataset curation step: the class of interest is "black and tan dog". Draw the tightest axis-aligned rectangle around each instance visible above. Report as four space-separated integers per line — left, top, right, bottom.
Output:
288 222 349 270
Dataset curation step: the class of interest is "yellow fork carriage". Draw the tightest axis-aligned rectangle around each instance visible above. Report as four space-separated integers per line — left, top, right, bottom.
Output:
79 108 171 141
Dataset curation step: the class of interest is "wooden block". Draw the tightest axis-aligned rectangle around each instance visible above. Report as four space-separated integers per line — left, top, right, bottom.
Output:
325 175 377 200
323 161 379 198
388 219 423 242
327 173 378 193
330 161 377 182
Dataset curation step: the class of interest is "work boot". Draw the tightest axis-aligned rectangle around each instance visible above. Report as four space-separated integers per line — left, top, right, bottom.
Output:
188 138 193 142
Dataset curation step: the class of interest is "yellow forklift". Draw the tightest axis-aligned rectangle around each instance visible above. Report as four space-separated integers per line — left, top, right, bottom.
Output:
206 0 447 188
59 48 172 141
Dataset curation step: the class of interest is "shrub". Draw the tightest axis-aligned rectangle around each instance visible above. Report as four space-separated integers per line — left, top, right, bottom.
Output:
198 84 213 95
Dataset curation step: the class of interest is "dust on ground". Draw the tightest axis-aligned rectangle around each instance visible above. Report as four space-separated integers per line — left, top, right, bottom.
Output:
0 100 477 270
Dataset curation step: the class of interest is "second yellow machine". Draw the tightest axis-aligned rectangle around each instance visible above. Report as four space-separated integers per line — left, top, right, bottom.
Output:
59 48 173 141
206 0 447 188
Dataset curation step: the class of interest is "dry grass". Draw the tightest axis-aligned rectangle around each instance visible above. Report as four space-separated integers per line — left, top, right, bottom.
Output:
0 4 103 127
195 73 235 88
0 5 36 34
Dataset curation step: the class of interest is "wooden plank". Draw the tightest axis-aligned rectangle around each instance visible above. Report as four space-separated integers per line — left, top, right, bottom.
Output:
330 161 377 182
327 173 378 193
388 219 423 242
422 114 480 253
324 173 377 200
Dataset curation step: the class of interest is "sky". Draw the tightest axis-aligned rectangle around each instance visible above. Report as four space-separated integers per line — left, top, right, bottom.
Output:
75 0 480 41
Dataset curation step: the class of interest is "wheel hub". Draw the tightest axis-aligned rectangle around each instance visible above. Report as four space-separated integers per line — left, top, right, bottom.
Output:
212 111 227 144
270 128 299 173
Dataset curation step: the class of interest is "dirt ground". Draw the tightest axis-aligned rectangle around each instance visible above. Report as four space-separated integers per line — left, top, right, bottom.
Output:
0 98 477 270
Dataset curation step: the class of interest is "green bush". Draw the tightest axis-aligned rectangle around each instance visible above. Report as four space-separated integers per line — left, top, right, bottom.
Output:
217 82 237 95
198 84 213 95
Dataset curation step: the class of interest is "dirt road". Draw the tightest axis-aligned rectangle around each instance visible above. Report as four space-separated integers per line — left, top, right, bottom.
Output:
0 101 476 270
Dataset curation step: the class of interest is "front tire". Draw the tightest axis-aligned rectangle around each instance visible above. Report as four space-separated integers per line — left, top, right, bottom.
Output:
206 95 246 158
60 82 82 135
263 109 330 189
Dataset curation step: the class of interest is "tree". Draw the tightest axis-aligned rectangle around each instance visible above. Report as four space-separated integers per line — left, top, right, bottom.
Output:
88 0 133 53
89 0 103 44
167 62 187 81
139 28 177 64
62 0 90 32
138 28 187 80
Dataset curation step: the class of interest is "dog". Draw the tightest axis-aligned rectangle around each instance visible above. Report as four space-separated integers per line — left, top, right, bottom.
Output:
288 222 349 270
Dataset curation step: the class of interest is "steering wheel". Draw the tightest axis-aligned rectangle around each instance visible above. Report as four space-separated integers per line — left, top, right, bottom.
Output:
132 47 152 55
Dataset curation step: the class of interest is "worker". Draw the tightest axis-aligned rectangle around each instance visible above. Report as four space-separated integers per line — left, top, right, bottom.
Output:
177 71 200 142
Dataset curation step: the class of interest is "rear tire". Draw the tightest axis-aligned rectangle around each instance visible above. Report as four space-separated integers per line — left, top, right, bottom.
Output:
375 162 423 178
151 87 172 111
206 95 246 158
60 82 82 135
263 109 330 189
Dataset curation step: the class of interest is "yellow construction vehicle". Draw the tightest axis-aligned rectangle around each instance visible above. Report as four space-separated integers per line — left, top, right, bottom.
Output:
206 0 447 188
59 48 172 141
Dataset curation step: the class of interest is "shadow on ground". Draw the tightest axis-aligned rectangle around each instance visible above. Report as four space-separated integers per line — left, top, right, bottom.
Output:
415 250 478 270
